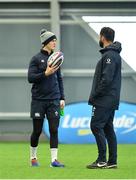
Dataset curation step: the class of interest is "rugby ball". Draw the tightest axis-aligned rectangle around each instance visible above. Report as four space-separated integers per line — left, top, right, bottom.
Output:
48 51 64 68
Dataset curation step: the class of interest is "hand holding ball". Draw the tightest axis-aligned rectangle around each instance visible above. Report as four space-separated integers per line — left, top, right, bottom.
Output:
48 51 64 68
45 51 64 76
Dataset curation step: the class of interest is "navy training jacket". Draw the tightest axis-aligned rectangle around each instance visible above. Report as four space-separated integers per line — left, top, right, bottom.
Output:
88 41 122 110
28 49 65 101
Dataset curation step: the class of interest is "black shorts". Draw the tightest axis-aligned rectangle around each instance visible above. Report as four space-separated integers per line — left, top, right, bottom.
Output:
31 99 60 120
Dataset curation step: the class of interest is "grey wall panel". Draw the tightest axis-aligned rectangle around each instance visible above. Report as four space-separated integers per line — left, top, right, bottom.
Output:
121 77 136 103
61 25 100 69
0 77 31 112
63 76 93 103
0 24 50 69
0 120 32 133
0 120 48 142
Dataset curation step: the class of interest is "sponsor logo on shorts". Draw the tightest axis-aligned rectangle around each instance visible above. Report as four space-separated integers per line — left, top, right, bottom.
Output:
55 111 59 116
35 113 40 117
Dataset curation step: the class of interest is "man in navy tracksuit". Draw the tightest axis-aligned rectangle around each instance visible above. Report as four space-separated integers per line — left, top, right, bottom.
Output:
87 27 122 169
28 29 65 167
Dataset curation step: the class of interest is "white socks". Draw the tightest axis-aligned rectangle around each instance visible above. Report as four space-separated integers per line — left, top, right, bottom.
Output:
51 148 58 162
30 146 58 162
30 146 37 160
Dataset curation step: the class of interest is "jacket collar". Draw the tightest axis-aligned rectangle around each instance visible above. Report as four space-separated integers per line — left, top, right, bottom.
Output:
40 49 53 56
99 41 122 54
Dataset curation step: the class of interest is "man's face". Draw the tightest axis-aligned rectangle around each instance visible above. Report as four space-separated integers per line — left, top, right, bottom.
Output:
46 39 57 51
99 35 104 48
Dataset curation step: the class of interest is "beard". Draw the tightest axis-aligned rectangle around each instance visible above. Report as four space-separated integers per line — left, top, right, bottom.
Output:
99 40 104 48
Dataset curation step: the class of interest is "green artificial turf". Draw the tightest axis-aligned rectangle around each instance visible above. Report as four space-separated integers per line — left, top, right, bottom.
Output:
0 142 136 179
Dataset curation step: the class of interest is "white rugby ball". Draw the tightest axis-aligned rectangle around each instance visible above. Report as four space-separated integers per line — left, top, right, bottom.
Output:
48 51 64 68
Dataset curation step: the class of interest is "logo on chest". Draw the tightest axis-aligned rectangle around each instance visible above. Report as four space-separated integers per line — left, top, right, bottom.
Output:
106 58 111 64
41 59 45 63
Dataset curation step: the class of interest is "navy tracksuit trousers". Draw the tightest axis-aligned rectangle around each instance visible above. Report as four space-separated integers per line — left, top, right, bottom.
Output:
90 106 117 164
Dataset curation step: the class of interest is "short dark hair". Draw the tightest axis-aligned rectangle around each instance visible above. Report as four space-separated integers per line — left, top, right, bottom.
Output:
100 27 115 42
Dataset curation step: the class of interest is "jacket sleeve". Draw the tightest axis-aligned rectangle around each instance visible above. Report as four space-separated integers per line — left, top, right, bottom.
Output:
94 54 116 97
28 57 46 83
57 68 65 100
